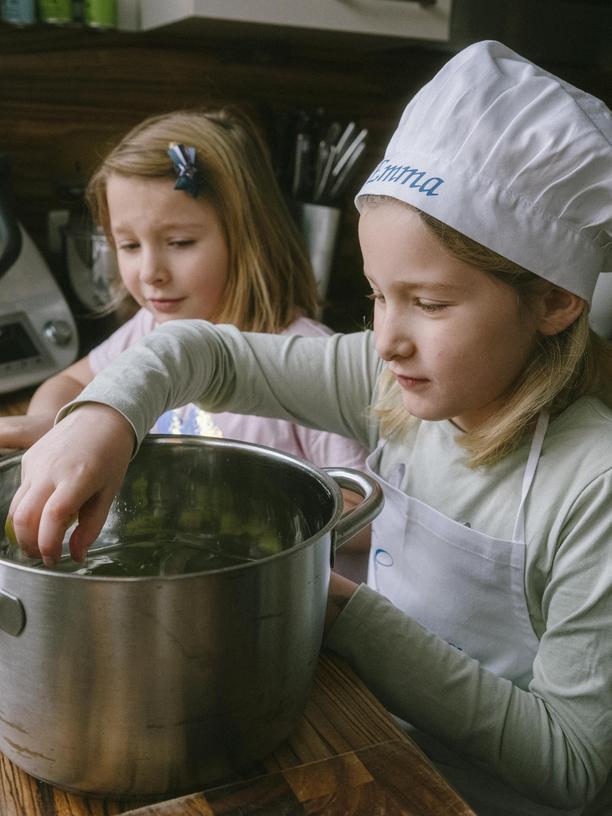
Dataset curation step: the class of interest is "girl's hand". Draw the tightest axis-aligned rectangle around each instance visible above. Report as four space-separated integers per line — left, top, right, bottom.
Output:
324 571 359 636
0 414 55 450
7 404 135 566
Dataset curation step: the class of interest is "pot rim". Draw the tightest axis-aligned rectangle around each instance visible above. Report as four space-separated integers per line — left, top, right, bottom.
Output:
0 435 344 582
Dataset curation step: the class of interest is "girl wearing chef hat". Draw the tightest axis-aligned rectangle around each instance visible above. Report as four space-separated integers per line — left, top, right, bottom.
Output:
8 41 612 815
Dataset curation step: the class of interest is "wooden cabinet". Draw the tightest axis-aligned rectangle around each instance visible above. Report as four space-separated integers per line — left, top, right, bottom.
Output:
0 18 454 332
1 4 609 333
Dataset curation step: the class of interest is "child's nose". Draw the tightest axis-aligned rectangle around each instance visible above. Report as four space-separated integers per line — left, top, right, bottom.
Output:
139 251 168 285
375 310 413 361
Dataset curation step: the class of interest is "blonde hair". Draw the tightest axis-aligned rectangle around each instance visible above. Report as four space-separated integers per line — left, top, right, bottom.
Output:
364 196 612 467
87 107 319 332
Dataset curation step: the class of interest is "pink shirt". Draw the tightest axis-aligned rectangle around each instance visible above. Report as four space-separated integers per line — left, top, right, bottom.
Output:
89 309 367 470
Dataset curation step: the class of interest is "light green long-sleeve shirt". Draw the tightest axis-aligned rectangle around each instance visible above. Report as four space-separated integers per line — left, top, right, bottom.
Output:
68 320 612 813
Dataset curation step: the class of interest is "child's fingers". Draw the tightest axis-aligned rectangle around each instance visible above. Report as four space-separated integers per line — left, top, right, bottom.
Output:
7 477 31 526
8 478 55 559
5 405 134 565
67 486 118 563
36 481 105 566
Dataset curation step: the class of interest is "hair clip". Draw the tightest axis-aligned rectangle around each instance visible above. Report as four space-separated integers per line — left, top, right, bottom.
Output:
167 143 201 198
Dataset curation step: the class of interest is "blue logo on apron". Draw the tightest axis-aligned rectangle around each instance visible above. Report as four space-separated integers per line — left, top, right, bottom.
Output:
374 548 394 567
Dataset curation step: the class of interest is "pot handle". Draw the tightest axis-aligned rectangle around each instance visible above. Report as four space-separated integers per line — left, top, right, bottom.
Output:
322 467 384 556
0 588 25 636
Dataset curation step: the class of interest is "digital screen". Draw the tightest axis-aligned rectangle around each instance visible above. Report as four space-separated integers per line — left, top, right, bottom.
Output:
0 322 40 365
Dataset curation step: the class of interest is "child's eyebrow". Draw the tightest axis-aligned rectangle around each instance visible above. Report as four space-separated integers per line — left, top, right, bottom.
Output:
111 219 204 233
159 220 205 229
395 280 463 294
365 275 464 295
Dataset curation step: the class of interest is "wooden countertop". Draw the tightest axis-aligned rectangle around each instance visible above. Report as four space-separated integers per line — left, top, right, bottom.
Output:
0 391 475 816
0 388 33 418
0 653 475 816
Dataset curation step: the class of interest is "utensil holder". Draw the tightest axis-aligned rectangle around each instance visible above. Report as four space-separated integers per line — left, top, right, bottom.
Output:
590 273 612 339
294 202 342 307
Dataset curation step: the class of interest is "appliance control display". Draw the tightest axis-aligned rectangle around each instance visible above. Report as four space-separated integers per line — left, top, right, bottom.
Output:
0 221 79 394
0 321 40 364
0 314 51 380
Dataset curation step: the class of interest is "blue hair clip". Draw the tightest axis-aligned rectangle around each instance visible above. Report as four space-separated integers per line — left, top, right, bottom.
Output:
167 143 201 198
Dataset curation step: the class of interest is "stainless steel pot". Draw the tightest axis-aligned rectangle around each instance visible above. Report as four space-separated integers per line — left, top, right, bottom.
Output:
0 436 382 797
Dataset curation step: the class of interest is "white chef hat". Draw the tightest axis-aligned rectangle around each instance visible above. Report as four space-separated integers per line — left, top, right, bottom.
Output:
355 40 612 303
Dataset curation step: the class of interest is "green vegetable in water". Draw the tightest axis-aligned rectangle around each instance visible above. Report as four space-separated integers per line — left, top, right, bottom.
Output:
4 516 16 546
219 510 239 535
130 474 149 506
257 532 284 555
49 532 282 577
123 516 162 539
1 515 43 566
177 509 204 531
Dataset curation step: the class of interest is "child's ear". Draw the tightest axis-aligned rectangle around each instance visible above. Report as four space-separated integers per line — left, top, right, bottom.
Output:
537 285 586 336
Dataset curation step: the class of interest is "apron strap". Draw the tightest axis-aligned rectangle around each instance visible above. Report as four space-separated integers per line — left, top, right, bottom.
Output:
512 411 550 543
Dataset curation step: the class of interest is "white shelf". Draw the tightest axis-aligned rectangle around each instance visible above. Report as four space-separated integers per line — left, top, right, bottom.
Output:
140 0 452 43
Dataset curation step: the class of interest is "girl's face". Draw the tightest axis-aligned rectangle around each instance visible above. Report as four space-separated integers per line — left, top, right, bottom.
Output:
359 201 541 431
106 174 229 324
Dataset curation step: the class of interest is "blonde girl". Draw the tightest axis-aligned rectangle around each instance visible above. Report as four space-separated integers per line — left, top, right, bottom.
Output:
87 107 317 333
0 107 367 476
370 196 612 468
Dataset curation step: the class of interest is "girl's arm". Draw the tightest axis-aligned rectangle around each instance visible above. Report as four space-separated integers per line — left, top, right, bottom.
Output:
0 308 146 450
0 356 94 449
324 478 612 812
61 320 380 448
26 356 95 415
9 321 379 563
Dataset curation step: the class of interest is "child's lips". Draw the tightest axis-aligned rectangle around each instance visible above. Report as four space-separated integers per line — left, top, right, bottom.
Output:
149 298 185 313
394 372 428 388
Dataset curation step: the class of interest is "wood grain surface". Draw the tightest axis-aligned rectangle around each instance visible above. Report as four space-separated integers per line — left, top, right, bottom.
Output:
0 389 34 418
121 741 475 816
0 654 475 816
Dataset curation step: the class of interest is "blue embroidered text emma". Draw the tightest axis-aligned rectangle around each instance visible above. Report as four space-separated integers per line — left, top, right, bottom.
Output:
366 159 444 197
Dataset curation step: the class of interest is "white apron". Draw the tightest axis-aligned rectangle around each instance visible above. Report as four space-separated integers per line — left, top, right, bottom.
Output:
365 413 581 816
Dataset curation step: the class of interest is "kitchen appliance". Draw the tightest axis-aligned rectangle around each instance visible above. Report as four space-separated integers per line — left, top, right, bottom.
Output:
59 183 121 316
63 221 121 315
0 435 383 797
0 158 78 394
